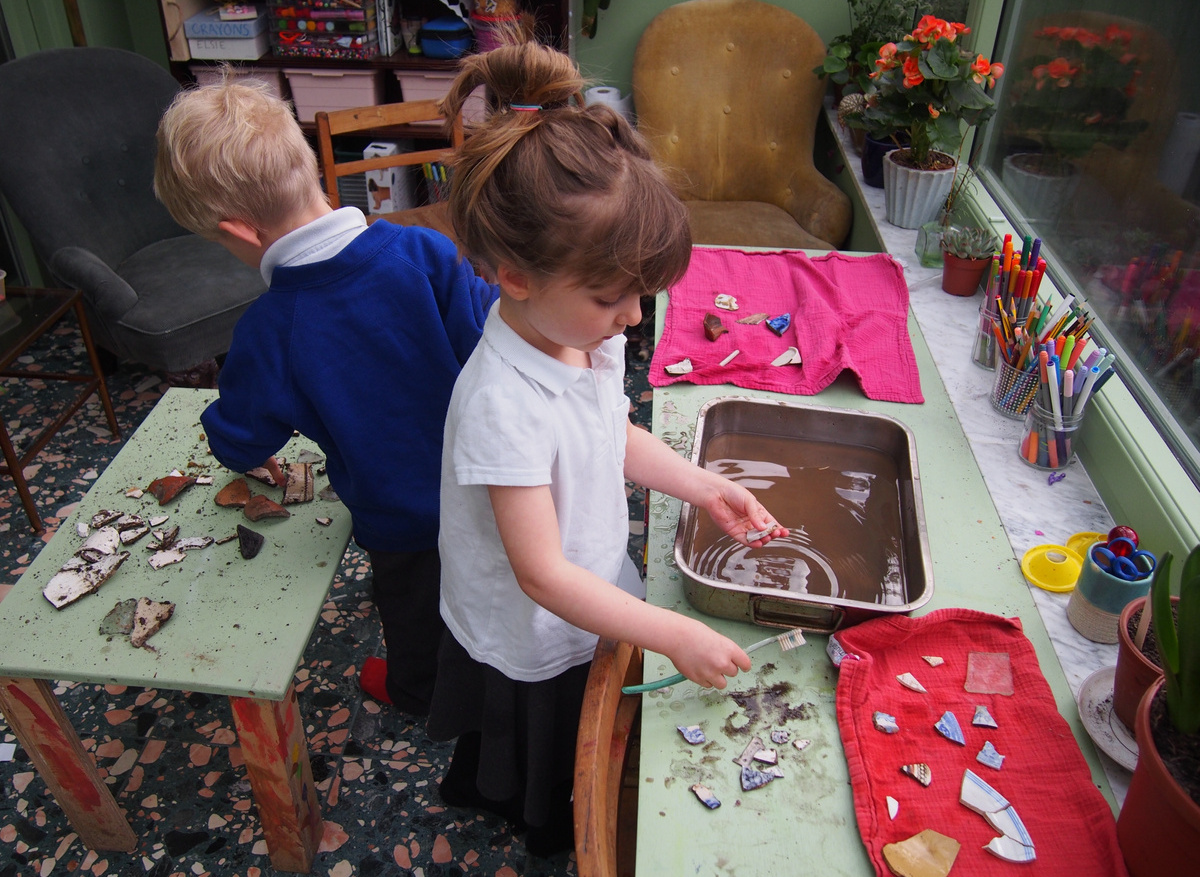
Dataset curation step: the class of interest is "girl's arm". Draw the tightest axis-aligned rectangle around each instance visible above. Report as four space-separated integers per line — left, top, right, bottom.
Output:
623 420 788 545
488 483 751 689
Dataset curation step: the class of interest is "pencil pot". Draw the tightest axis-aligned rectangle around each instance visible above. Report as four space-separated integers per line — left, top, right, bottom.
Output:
989 354 1039 418
1019 401 1083 470
972 296 999 371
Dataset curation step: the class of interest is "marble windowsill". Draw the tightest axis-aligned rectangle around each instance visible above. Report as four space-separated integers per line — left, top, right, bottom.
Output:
824 108 1132 804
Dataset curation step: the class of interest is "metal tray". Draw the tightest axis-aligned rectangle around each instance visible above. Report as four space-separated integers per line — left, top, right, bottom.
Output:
674 397 933 633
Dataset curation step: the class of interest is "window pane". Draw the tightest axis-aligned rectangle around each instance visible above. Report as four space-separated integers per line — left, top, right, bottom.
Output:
978 1 1200 481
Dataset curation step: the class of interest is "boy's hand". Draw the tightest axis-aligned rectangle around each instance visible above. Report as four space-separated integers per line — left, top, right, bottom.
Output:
667 618 752 690
262 456 286 487
704 482 789 547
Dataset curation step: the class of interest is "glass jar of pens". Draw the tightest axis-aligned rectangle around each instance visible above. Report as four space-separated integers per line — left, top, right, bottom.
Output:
1018 348 1116 470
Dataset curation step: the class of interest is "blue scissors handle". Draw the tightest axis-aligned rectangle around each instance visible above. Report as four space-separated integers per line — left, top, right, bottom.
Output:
1091 544 1156 580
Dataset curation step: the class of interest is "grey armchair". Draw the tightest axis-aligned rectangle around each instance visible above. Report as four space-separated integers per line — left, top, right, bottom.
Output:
0 47 265 376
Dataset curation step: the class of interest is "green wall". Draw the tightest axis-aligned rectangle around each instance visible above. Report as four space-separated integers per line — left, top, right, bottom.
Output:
0 0 167 63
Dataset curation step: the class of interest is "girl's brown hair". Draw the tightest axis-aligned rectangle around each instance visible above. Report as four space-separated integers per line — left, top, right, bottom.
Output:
438 40 691 295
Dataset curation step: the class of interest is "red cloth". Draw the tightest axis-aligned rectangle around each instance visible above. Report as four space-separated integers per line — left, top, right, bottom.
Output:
833 608 1128 877
649 248 924 403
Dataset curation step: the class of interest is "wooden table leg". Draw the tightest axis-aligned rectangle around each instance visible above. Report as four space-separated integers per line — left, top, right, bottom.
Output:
0 677 135 851
72 300 120 440
0 418 43 533
230 684 322 874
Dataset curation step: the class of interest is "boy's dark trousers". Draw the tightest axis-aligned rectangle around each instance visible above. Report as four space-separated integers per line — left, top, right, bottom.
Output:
366 546 445 715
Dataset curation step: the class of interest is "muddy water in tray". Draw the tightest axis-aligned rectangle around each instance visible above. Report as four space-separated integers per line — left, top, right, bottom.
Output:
691 432 907 605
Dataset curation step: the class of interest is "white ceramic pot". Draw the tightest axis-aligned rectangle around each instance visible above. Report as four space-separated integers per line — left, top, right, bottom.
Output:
883 150 957 229
1000 153 1080 222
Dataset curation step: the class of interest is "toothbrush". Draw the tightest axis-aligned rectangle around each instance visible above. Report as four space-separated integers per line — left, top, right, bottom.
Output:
621 627 808 695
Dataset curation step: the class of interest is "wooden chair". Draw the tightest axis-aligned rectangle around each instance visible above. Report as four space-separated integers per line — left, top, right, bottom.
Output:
314 99 463 245
574 637 643 877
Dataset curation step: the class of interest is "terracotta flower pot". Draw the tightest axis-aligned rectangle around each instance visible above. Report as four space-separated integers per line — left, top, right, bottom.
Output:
1116 679 1200 877
941 253 989 296
1114 596 1174 736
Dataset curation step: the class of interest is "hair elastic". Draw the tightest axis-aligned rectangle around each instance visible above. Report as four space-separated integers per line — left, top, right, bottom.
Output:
510 103 541 112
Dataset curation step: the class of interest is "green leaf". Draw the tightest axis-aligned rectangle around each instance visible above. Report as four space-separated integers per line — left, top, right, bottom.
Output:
1152 551 1179 674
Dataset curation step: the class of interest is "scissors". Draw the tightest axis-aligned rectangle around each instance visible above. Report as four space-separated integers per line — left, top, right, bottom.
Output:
1091 538 1156 581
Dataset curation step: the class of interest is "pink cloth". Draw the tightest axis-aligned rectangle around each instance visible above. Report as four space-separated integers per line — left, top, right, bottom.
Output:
833 608 1129 877
649 249 923 403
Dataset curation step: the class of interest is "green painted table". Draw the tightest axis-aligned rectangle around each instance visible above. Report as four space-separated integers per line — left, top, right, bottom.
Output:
635 293 1113 874
0 388 353 873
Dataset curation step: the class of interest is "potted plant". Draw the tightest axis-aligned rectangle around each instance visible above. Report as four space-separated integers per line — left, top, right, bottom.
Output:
1114 591 1178 735
848 15 1005 228
1116 546 1200 877
816 0 921 104
940 225 999 296
1000 22 1147 221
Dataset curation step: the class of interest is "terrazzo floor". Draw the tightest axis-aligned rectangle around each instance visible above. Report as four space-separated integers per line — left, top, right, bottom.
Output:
0 306 658 877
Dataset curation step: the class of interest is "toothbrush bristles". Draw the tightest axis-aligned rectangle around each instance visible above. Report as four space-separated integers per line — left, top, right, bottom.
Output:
776 628 807 651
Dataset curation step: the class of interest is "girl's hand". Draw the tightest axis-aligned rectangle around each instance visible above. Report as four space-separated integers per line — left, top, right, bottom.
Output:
667 618 752 690
704 482 789 547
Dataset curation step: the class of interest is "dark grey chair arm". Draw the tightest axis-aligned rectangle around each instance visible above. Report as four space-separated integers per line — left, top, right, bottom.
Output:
49 246 138 320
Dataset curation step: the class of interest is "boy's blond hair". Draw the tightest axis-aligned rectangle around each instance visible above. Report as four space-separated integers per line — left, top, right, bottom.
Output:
154 69 321 238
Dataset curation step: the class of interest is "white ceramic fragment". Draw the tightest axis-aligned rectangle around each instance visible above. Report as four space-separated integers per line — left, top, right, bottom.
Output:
719 349 741 367
792 738 811 751
960 769 1009 816
887 796 899 820
736 312 768 324
124 487 144 498
714 293 739 310
175 536 214 551
147 548 187 569
195 475 214 485
935 710 965 745
771 346 802 367
752 748 778 765
763 765 784 778
664 357 693 376
901 763 932 787
922 655 945 666
984 835 1036 863
148 515 169 527
169 468 184 477
873 711 899 734
119 525 150 545
897 672 927 693
734 735 765 767
691 783 720 809
75 522 89 538
745 521 778 542
316 517 333 527
770 729 789 745
677 725 705 745
90 509 122 529
296 449 325 465
79 527 120 559
977 740 1005 770
972 705 998 728
43 552 130 610
130 597 175 649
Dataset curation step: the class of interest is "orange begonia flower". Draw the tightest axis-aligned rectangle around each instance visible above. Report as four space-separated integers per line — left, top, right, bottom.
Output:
1046 57 1078 82
875 42 899 70
928 105 940 118
903 55 924 88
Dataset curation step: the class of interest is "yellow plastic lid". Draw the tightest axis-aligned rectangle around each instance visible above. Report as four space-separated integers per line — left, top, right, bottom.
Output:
1066 531 1106 558
1021 543 1084 592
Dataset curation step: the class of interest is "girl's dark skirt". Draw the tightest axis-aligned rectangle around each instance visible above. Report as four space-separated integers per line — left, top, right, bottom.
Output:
427 631 591 830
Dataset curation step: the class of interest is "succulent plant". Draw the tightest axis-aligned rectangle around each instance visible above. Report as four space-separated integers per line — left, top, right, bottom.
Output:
941 225 1001 260
1151 545 1200 736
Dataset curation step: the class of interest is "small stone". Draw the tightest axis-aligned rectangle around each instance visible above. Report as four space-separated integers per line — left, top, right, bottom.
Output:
236 524 265 560
703 313 727 341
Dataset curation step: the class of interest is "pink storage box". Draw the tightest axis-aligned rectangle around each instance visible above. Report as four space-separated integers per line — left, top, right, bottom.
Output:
284 68 385 123
392 70 485 125
189 64 285 100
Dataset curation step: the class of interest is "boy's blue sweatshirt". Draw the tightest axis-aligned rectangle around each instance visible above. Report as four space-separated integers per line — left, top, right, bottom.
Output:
201 221 498 552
